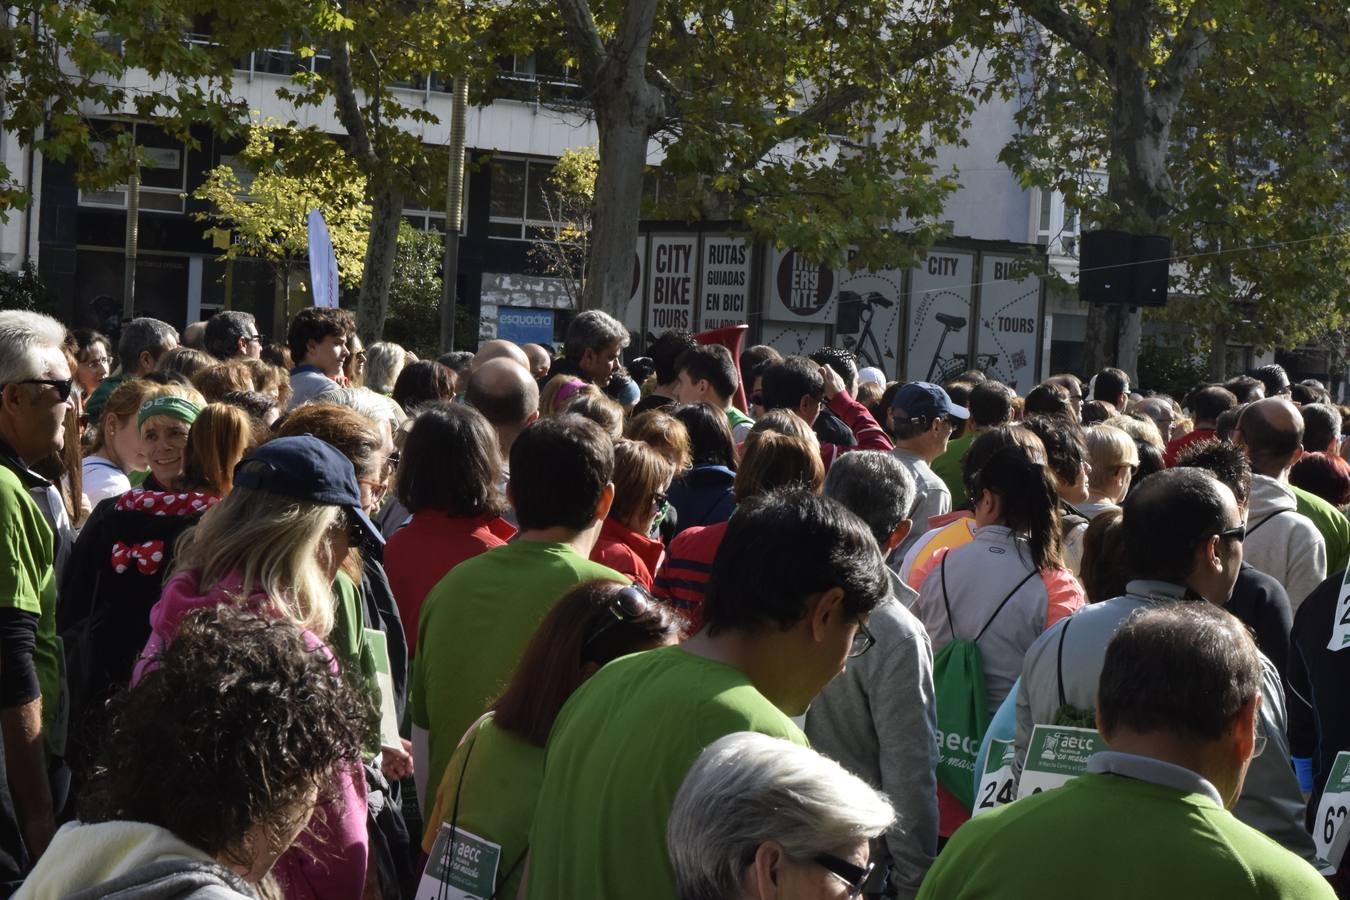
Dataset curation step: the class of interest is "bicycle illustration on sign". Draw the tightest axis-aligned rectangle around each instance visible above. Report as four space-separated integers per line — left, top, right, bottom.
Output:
925 312 998 382
837 291 895 372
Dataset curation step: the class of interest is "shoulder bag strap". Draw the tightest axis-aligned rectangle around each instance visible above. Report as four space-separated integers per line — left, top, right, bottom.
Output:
940 553 957 641
1056 617 1072 709
439 725 482 900
974 569 1040 642
1245 509 1288 537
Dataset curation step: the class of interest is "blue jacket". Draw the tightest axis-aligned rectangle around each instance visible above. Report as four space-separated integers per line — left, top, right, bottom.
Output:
666 465 735 535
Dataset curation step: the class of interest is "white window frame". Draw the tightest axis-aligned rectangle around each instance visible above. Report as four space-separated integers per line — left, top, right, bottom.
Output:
486 156 561 242
78 123 188 214
1032 187 1079 257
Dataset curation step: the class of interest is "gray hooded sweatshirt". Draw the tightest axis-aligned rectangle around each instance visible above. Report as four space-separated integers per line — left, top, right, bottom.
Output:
16 821 256 900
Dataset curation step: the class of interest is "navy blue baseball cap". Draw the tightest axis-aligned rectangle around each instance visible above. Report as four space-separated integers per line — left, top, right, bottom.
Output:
233 435 385 546
890 381 970 423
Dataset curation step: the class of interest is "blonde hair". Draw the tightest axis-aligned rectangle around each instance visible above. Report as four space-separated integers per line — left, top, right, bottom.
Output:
611 439 677 525
171 487 341 638
180 403 259 496
241 358 292 408
1103 414 1164 452
540 374 583 417
565 388 624 439
1086 425 1140 491
192 362 254 402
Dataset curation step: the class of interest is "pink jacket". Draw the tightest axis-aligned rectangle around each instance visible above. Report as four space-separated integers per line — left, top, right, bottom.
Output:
135 570 369 900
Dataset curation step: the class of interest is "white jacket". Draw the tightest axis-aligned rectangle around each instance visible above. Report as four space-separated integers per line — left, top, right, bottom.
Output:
1244 473 1326 611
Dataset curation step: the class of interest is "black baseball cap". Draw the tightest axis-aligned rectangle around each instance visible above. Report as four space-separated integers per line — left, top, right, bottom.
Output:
233 435 384 546
890 381 970 423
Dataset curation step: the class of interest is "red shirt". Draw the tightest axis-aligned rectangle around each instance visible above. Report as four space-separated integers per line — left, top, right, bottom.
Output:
653 520 730 633
384 512 516 656
1164 428 1217 467
591 517 666 590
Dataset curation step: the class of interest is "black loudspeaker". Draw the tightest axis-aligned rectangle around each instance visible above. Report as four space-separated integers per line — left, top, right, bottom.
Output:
1079 230 1171 307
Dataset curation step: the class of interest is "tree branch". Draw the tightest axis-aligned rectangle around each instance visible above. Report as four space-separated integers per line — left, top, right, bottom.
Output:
554 0 606 84
330 38 376 167
1013 0 1113 72
1158 3 1213 100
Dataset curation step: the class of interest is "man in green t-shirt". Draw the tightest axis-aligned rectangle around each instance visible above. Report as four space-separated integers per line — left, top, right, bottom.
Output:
524 490 890 900
411 414 627 807
931 380 1013 507
920 603 1333 900
673 344 754 442
0 311 75 870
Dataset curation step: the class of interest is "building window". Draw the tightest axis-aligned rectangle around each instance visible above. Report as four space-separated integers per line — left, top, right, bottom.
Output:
487 157 560 240
495 54 584 106
1034 187 1079 256
79 122 187 214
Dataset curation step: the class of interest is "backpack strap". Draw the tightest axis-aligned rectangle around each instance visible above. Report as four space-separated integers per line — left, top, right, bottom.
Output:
940 553 957 641
974 569 1040 642
1056 616 1072 709
1245 509 1289 537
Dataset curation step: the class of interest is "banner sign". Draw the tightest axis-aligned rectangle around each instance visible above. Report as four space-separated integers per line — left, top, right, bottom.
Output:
835 262 904 380
905 251 974 383
307 209 340 309
765 248 837 325
975 255 1042 391
698 235 752 330
645 234 697 342
497 308 555 346
624 236 647 342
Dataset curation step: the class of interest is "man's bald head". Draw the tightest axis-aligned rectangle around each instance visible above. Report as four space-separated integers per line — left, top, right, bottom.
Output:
472 339 531 373
523 343 553 380
1236 397 1304 476
466 356 539 428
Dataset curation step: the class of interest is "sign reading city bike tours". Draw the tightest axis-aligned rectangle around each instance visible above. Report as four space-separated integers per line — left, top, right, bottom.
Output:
973 739 1019 816
645 234 698 342
835 255 904 380
905 251 974 383
1315 751 1350 868
1018 725 1102 798
418 823 502 900
765 247 837 324
624 236 647 340
698 234 752 330
975 255 1042 392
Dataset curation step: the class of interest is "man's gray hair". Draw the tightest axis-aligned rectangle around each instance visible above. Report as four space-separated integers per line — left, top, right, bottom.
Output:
118 317 178 372
1302 403 1341 453
0 310 67 385
668 732 894 900
203 310 256 360
822 450 916 547
564 309 630 361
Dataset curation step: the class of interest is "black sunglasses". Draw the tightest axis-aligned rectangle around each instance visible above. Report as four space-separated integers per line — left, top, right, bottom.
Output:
814 853 878 897
583 585 652 651
749 392 764 407
1216 524 1246 543
9 378 73 402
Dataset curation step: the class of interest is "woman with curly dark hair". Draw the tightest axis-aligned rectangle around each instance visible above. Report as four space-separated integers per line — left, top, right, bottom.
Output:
18 606 372 898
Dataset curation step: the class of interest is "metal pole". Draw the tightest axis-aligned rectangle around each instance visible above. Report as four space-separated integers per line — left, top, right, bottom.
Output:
439 76 469 353
122 163 140 321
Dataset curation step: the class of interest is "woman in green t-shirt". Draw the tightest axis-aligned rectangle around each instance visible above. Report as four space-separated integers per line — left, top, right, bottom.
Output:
421 581 678 899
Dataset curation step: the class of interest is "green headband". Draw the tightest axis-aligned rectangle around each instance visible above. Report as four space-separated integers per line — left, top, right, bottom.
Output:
138 396 202 429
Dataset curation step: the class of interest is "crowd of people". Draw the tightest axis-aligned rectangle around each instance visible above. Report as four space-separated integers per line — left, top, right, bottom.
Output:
2 301 1350 898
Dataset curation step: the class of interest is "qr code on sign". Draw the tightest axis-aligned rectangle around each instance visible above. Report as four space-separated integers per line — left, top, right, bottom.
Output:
1011 350 1028 370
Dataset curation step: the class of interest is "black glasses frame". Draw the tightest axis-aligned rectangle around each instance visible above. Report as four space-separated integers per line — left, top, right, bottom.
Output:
8 378 73 402
814 853 877 897
849 618 875 659
1217 524 1246 543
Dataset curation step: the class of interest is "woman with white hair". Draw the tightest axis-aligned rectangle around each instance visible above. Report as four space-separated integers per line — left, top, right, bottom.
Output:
365 341 409 395
668 732 895 900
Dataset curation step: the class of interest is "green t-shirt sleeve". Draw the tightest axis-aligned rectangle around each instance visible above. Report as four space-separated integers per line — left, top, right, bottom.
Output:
0 477 50 616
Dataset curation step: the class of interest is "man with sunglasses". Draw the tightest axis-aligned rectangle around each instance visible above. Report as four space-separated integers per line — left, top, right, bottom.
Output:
525 490 890 900
0 311 74 881
1013 467 1316 863
922 603 1332 899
